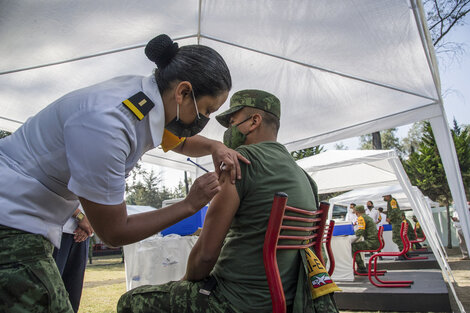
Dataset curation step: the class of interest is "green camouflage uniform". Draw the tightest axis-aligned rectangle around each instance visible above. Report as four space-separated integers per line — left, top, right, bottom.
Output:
404 217 416 241
386 198 403 250
0 225 73 313
351 213 379 271
415 221 424 238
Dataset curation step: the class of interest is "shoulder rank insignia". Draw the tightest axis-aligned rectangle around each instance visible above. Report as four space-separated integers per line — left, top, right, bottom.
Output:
122 92 155 120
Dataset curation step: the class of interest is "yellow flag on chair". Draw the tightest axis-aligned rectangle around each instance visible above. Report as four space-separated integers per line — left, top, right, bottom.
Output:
301 247 341 299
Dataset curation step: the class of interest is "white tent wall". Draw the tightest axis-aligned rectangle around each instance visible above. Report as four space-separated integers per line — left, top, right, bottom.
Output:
299 150 465 311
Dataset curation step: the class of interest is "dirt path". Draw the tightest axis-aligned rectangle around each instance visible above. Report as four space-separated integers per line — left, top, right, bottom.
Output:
446 247 470 312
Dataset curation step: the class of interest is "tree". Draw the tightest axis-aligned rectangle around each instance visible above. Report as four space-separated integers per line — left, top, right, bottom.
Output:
370 0 470 148
403 120 470 247
360 128 403 155
0 130 11 139
290 145 325 161
424 0 470 53
401 121 426 155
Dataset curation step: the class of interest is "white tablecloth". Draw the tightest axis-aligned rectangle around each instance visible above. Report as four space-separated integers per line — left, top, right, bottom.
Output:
330 236 354 281
123 235 197 291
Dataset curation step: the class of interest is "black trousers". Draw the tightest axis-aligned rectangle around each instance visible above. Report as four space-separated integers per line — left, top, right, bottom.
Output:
53 233 89 313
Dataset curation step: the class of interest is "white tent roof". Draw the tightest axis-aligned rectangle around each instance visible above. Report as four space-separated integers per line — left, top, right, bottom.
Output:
297 150 398 194
0 0 447 172
297 149 464 310
328 184 439 210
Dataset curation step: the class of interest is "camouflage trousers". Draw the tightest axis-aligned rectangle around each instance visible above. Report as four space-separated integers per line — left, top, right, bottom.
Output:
118 277 339 313
351 240 380 270
117 277 241 313
391 224 404 251
0 225 73 313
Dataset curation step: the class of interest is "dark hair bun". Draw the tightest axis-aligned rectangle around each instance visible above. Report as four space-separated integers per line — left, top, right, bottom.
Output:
145 34 179 69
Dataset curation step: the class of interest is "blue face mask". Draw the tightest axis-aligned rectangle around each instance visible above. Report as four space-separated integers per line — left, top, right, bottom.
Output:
165 90 209 137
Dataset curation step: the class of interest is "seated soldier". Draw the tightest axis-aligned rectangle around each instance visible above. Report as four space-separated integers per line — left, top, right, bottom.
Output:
402 213 420 249
118 90 339 313
351 205 380 274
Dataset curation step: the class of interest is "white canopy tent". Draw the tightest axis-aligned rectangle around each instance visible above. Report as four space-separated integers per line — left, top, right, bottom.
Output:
328 183 439 211
297 149 464 311
1 0 468 277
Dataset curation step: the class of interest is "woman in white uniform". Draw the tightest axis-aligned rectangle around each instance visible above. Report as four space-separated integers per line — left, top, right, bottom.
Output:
0 34 247 312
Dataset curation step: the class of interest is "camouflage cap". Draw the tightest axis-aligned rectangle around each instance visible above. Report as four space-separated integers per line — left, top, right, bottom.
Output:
216 89 280 128
355 205 365 213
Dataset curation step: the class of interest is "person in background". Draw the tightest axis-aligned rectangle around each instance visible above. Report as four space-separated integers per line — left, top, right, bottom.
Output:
377 207 387 229
345 203 358 228
351 205 379 274
384 194 405 259
53 206 93 312
118 90 340 313
451 205 470 260
365 200 379 224
402 213 418 249
412 215 424 249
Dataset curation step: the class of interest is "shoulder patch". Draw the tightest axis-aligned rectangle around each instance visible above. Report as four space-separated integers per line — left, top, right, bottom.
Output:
390 199 398 209
122 92 155 120
357 216 365 230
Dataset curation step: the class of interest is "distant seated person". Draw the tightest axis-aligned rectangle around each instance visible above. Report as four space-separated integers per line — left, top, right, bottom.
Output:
351 205 380 274
412 215 424 239
345 203 358 228
376 207 387 229
118 90 340 312
402 213 421 249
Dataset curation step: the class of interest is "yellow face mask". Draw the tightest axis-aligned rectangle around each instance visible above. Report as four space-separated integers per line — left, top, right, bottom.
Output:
160 129 186 152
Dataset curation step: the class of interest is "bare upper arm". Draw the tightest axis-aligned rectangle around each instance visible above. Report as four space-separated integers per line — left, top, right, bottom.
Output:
197 171 240 257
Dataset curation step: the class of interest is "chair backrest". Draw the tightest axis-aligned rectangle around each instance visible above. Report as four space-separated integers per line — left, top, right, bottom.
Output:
321 220 336 276
263 192 330 313
400 221 411 253
377 226 385 251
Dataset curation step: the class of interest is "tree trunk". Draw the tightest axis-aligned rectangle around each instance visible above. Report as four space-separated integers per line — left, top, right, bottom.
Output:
372 131 382 149
184 171 189 196
446 204 452 249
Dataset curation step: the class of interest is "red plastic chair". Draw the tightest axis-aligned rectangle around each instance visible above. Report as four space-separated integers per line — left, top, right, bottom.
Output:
263 192 330 313
410 227 427 252
368 222 413 287
352 226 386 276
322 220 336 276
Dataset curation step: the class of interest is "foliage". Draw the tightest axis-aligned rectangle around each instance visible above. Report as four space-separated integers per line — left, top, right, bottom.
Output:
125 163 190 209
290 145 325 161
360 128 403 155
401 121 426 155
403 120 470 204
0 130 11 139
424 0 470 52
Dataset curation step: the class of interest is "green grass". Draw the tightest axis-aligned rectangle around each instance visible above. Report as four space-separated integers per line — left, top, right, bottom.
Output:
79 256 126 313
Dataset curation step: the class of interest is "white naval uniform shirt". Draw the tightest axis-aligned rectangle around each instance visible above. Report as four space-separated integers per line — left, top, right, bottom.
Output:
0 75 165 247
365 207 379 223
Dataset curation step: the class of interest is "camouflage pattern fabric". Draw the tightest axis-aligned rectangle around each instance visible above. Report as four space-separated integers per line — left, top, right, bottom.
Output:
0 225 73 313
386 198 404 251
216 89 280 127
404 218 416 241
351 241 375 271
118 277 339 313
117 278 241 313
351 214 380 270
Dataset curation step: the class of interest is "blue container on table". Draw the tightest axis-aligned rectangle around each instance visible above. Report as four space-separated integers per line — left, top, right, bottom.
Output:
332 223 355 236
161 206 208 236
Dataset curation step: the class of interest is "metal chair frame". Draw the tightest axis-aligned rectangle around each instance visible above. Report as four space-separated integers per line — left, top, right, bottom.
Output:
352 226 386 276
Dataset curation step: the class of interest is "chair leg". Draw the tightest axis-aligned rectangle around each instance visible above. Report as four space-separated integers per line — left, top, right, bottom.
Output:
368 255 413 288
